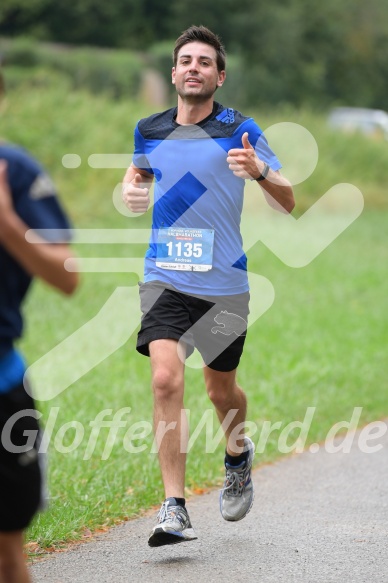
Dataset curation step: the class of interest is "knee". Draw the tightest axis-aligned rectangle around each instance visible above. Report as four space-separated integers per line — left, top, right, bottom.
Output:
152 368 183 401
206 381 236 412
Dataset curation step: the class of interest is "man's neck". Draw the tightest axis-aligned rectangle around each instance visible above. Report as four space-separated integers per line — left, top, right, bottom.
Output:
175 98 214 125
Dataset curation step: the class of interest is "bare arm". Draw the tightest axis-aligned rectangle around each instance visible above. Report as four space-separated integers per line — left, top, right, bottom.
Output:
0 161 78 295
255 168 295 214
227 132 295 214
122 163 154 213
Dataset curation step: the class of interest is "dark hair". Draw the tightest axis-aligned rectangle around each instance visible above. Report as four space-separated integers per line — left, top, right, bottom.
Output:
173 25 226 72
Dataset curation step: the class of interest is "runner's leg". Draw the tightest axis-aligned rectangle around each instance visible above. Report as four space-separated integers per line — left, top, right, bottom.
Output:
203 367 247 455
149 339 187 499
0 531 31 583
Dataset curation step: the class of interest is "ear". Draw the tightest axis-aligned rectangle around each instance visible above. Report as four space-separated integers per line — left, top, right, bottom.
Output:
172 67 176 85
217 70 226 88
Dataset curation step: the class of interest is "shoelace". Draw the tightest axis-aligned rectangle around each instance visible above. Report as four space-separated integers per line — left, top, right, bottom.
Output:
221 466 247 497
157 500 174 523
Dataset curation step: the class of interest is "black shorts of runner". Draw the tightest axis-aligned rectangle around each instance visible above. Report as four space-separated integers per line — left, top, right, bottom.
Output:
0 381 44 532
137 281 250 372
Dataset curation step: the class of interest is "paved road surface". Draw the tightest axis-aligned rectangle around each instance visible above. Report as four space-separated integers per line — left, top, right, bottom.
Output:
31 421 388 583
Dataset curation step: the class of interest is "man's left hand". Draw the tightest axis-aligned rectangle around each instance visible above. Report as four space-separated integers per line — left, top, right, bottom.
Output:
226 132 263 180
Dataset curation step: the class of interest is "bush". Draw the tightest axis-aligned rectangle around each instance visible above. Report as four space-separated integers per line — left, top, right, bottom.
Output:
40 47 144 100
0 38 145 100
0 37 39 67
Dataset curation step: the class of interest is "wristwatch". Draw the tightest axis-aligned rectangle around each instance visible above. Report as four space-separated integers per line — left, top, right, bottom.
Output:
256 163 270 182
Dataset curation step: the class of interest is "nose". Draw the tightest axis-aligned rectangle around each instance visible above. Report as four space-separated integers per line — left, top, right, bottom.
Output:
188 61 199 73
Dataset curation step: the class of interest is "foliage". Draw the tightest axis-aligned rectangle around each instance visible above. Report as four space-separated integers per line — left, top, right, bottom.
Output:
0 0 173 47
1 0 388 108
1 38 144 99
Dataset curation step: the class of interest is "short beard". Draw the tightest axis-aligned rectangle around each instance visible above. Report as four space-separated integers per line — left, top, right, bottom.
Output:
176 83 218 103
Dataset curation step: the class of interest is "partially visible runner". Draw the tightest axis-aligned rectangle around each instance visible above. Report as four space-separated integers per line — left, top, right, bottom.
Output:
122 25 294 547
0 69 78 583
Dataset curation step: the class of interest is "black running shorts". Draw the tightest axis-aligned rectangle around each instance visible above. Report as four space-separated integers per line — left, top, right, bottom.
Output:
137 281 250 372
0 382 44 532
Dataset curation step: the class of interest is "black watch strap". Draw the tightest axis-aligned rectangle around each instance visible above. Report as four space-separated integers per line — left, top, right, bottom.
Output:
256 163 270 182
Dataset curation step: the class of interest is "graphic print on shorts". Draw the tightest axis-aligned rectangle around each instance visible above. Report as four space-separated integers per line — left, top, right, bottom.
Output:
211 310 247 336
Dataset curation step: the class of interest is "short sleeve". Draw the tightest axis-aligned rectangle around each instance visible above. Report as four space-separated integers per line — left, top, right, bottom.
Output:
239 119 282 171
1 145 73 243
254 132 282 171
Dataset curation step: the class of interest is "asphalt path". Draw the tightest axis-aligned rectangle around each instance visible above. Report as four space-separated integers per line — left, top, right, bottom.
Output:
31 421 388 583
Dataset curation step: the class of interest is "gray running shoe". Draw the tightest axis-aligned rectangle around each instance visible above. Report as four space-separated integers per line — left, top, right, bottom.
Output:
148 497 198 547
219 436 255 521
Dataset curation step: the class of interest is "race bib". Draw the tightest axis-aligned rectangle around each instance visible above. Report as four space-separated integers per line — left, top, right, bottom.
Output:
156 227 214 271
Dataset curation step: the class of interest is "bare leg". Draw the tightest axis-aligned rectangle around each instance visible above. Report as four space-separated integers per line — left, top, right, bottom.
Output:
0 531 31 583
203 367 247 456
149 339 187 499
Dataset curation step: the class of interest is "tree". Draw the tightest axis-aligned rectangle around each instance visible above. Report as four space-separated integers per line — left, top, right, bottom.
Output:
1 0 387 108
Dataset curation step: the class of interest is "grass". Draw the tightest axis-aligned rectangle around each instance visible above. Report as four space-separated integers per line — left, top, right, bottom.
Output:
0 75 387 549
23 205 388 549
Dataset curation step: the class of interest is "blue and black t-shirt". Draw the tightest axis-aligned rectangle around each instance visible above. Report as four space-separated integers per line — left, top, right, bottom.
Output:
133 102 281 296
0 144 72 389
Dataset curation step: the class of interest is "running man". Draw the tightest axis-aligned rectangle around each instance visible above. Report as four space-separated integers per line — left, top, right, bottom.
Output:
122 25 294 547
0 69 78 582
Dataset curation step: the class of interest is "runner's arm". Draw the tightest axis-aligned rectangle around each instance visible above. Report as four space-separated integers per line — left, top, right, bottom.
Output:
122 163 154 213
0 161 78 295
255 168 295 214
227 132 295 214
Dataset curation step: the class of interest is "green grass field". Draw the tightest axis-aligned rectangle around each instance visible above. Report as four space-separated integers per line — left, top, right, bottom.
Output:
1 75 387 550
23 207 387 550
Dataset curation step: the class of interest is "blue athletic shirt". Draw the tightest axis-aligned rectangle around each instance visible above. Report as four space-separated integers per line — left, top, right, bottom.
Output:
0 349 26 393
0 144 72 386
133 102 281 296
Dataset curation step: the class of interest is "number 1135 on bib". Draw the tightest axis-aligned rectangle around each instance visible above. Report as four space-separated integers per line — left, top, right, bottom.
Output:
156 227 214 272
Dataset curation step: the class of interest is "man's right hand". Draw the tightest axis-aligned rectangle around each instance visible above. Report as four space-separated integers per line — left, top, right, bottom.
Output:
122 172 150 213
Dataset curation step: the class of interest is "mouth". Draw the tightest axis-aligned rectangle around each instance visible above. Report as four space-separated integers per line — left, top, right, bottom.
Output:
185 77 201 85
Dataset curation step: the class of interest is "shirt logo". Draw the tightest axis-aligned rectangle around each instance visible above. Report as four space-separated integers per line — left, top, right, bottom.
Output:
216 108 235 124
29 174 57 200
